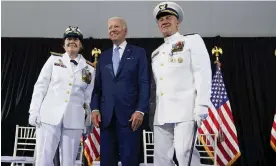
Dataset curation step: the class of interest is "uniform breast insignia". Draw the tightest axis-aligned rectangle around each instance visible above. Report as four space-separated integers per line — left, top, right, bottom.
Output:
168 57 177 63
168 54 184 63
171 41 184 56
54 59 67 68
177 57 183 63
82 66 92 84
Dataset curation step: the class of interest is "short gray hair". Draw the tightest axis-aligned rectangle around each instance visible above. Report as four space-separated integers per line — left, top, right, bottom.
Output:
108 17 127 29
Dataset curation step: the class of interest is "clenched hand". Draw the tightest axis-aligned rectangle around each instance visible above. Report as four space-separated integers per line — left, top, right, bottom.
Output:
91 111 101 128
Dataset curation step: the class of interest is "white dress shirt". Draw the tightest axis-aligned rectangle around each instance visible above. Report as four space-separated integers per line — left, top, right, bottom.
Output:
70 55 80 71
113 40 127 60
151 32 212 125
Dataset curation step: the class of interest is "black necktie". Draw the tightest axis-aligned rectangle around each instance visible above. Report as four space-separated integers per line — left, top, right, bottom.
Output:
70 60 78 66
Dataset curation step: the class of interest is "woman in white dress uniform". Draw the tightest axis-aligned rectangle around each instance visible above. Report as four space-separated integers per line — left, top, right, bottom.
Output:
28 26 95 166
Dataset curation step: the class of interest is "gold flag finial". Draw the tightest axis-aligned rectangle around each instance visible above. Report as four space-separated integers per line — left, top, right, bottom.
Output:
212 46 224 142
91 48 101 68
212 46 223 68
212 46 223 57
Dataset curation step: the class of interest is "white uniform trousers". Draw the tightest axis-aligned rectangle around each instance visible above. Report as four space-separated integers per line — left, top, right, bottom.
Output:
35 122 83 166
154 121 201 166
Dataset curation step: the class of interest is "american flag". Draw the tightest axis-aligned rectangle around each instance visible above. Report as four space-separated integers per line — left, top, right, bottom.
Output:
84 127 100 166
198 65 241 166
270 112 276 152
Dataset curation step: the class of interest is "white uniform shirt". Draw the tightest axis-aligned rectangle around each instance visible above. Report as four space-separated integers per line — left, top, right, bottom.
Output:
151 32 212 125
70 55 80 71
29 52 95 129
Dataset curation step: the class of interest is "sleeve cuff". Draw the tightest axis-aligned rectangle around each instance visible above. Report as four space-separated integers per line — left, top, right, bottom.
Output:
135 111 144 116
194 105 208 116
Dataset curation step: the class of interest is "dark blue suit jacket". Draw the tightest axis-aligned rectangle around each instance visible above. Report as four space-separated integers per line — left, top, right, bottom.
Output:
91 44 150 128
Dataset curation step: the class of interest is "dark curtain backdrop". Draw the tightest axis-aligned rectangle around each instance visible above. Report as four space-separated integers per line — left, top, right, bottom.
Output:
1 37 276 166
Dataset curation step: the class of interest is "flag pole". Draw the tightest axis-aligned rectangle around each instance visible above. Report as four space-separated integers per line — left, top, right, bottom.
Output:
91 48 101 69
82 48 101 166
187 121 198 166
188 46 223 165
82 132 86 165
83 103 90 166
212 46 224 142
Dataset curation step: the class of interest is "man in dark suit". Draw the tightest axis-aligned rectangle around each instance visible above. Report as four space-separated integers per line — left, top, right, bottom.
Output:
90 17 150 166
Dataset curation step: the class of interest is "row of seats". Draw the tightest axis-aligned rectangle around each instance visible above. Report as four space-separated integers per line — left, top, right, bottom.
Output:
1 125 218 166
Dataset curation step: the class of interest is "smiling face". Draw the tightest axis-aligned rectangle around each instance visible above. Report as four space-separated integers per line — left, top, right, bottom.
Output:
108 18 127 45
157 14 179 37
63 37 82 55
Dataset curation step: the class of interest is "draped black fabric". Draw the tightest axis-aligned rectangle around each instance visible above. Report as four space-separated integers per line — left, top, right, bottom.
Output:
1 37 276 166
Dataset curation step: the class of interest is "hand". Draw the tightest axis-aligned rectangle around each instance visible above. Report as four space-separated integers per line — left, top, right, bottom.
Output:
28 113 41 127
129 111 144 131
194 114 208 127
91 110 101 128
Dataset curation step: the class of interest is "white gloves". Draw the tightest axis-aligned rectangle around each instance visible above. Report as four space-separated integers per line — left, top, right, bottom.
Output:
194 106 209 127
194 114 208 127
28 113 41 127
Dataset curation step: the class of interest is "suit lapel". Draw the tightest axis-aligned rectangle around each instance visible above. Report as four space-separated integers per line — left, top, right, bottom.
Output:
116 44 132 77
74 55 86 74
105 49 115 78
62 53 73 74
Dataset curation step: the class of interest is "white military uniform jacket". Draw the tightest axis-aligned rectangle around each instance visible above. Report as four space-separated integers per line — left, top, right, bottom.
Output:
152 32 212 125
29 52 95 129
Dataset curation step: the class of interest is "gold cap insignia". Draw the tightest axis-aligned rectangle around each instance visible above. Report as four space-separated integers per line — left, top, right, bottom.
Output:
159 4 168 11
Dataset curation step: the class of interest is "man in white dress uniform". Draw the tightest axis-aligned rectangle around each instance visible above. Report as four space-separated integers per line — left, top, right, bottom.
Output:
28 26 95 166
151 2 212 166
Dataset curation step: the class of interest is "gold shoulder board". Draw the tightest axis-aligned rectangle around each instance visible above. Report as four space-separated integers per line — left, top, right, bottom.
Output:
86 60 93 67
183 33 197 37
50 52 63 57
